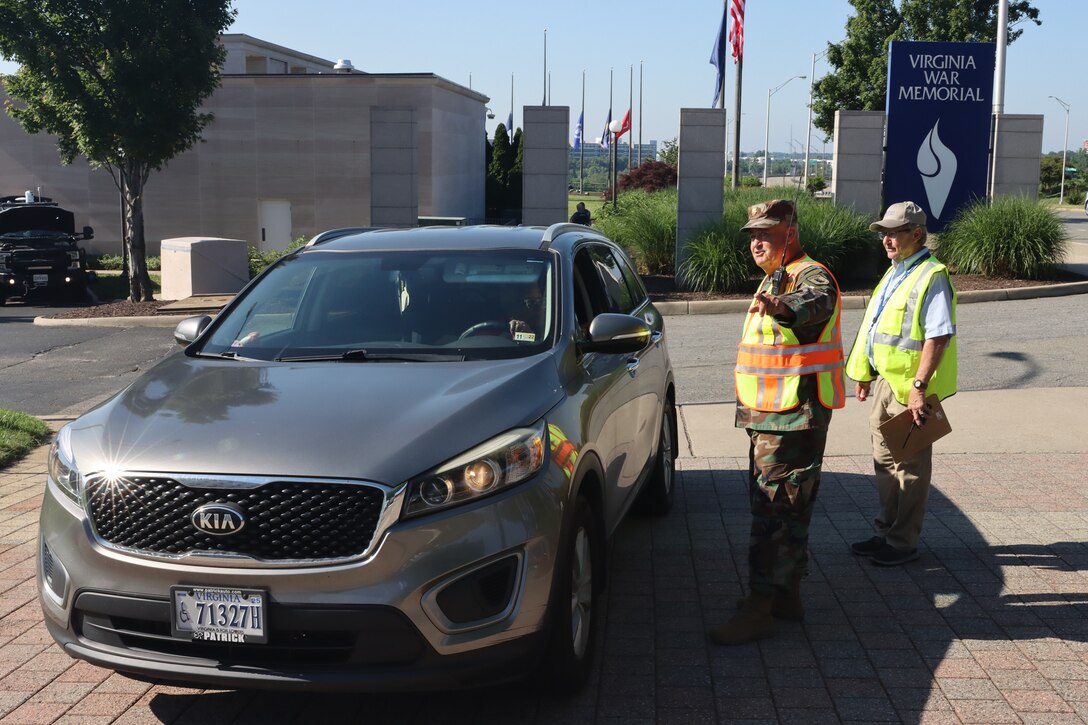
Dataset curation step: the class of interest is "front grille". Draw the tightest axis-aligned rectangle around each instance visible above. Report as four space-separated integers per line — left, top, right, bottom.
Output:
85 476 386 561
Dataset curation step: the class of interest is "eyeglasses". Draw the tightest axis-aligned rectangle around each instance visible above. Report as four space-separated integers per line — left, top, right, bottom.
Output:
877 226 915 240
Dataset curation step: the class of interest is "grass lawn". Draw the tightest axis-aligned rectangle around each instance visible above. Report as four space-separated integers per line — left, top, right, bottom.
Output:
0 409 51 469
91 270 162 301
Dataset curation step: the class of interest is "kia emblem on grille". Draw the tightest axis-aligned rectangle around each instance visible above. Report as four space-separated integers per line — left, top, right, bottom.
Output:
191 503 247 536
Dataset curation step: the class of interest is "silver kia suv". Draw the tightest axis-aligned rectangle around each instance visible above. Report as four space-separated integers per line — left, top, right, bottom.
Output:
38 223 676 693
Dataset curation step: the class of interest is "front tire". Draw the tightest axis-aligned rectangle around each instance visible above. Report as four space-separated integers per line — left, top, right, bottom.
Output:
541 495 600 696
636 399 676 514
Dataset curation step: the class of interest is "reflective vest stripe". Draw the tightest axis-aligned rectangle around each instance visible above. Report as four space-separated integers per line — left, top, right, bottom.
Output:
737 362 844 376
738 340 842 355
872 332 923 351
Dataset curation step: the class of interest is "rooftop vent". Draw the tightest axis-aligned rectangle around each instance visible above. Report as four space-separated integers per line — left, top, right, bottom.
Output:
333 59 354 73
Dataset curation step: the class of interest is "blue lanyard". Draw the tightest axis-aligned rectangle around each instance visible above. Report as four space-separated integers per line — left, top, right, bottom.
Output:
870 251 931 329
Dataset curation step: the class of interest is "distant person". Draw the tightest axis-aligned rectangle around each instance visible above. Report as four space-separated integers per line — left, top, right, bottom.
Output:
845 201 957 566
570 202 592 226
708 199 844 646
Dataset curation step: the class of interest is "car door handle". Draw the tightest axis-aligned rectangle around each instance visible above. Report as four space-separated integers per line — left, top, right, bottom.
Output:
650 331 663 346
626 357 640 376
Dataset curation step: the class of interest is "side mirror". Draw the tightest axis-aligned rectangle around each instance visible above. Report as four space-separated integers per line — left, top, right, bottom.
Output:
577 313 652 354
81 226 94 240
174 315 213 345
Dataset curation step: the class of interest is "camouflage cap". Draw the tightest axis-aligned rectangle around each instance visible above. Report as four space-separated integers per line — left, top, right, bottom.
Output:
741 199 797 231
870 201 927 232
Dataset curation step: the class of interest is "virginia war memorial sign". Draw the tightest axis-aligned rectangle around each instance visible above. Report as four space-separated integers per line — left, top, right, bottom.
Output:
885 41 996 232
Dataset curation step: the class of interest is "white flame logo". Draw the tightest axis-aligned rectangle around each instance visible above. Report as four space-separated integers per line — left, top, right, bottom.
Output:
917 119 957 219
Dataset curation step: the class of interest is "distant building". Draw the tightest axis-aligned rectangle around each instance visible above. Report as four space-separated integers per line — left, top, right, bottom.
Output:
0 34 489 255
576 141 659 161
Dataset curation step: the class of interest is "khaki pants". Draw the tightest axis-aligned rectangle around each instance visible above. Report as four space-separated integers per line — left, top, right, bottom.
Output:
869 377 932 551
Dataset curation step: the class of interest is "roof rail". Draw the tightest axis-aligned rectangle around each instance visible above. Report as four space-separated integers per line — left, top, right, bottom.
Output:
304 227 379 248
539 222 598 250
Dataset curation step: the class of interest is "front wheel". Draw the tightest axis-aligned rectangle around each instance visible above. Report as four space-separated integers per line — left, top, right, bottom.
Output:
540 495 600 696
636 399 676 514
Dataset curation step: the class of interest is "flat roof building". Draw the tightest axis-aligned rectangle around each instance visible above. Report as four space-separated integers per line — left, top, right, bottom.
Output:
0 34 489 255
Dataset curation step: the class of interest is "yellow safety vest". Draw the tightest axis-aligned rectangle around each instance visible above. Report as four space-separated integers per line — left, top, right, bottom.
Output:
845 257 957 404
735 257 845 412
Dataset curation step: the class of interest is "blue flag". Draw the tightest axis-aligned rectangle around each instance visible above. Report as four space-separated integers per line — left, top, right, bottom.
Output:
506 111 513 133
600 109 611 150
710 3 728 106
574 111 583 150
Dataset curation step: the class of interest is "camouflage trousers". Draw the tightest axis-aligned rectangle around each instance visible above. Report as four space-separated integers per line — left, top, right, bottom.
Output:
746 428 827 595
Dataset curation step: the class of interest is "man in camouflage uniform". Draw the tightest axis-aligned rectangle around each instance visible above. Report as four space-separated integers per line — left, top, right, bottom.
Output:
709 199 845 646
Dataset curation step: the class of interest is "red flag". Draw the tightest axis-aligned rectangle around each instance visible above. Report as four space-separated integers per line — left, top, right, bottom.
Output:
616 108 632 139
729 0 745 63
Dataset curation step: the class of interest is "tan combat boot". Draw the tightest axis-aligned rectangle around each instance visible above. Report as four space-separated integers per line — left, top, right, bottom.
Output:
733 582 804 622
709 592 776 646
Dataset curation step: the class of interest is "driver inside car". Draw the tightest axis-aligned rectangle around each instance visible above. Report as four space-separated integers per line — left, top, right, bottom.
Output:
505 282 545 342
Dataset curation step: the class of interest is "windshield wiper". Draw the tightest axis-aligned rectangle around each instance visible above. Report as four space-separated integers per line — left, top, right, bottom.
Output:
276 349 463 362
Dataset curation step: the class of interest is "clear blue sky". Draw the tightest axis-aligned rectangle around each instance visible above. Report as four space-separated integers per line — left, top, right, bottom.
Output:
2 1 1083 154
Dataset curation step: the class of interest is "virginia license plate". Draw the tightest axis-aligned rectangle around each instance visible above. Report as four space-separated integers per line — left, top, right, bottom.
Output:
171 586 267 644
32 274 48 285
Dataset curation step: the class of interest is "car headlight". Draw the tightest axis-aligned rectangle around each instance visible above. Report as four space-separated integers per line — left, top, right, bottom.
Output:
47 426 82 503
67 250 80 270
402 420 547 518
0 252 10 272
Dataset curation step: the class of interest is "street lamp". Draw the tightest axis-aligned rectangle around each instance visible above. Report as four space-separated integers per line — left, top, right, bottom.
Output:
1049 95 1070 205
764 75 806 188
609 118 623 209
804 50 828 192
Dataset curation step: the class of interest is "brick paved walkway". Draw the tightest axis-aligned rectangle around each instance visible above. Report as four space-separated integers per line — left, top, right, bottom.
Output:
2 445 1086 723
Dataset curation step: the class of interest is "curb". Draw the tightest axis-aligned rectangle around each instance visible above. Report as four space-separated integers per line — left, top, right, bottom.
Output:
30 280 1088 326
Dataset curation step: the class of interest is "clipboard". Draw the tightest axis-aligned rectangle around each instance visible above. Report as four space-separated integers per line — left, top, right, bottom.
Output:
878 394 951 463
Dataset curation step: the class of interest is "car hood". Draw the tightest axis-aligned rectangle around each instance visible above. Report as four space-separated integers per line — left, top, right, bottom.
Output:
67 352 564 485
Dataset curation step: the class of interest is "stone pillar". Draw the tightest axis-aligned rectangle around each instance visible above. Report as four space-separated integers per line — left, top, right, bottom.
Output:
522 106 570 226
832 111 885 216
370 108 418 228
675 108 725 286
992 114 1043 199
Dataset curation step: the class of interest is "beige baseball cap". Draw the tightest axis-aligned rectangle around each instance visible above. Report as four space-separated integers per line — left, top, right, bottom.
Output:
870 201 927 232
740 199 797 231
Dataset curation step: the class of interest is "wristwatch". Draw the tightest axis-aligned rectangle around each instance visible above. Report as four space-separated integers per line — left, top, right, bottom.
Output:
912 379 927 391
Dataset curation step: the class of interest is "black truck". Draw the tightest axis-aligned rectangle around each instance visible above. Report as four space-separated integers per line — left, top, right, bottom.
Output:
0 191 96 305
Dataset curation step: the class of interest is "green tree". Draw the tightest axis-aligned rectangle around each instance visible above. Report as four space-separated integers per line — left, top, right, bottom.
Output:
1039 156 1063 197
0 0 236 302
811 0 1040 138
659 138 678 166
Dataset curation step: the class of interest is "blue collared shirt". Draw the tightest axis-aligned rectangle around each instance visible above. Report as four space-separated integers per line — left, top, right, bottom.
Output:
867 248 956 366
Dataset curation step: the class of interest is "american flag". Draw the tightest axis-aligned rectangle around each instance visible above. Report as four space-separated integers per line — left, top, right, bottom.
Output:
729 0 745 63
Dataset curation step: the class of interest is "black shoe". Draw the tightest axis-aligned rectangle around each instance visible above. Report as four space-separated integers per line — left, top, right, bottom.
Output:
870 543 919 566
850 536 885 557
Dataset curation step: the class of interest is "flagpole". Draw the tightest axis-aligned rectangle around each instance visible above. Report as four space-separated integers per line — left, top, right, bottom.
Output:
732 57 743 189
638 61 643 166
542 28 548 106
609 67 614 202
580 71 585 194
628 65 634 171
511 73 514 129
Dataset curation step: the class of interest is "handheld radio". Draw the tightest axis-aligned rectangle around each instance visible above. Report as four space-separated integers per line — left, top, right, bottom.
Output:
767 208 794 296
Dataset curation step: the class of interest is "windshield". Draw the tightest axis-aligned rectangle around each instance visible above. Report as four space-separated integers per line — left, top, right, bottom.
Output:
198 248 556 362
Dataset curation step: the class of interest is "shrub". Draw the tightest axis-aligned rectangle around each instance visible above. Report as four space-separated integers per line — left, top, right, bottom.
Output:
677 223 753 293
678 188 878 293
936 197 1068 279
618 161 677 193
595 189 677 274
739 176 762 188
248 236 309 278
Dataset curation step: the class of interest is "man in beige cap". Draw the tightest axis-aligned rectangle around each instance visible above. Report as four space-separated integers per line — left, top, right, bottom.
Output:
709 199 845 646
844 201 957 566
